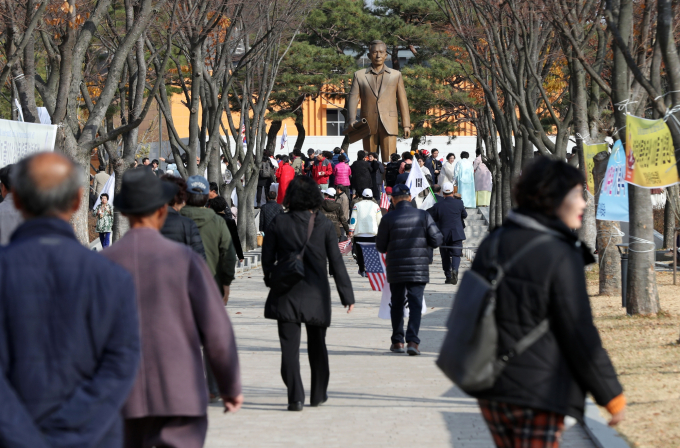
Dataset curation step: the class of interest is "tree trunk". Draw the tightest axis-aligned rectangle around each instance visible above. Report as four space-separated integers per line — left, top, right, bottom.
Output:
593 151 622 295
292 111 305 152
612 0 659 315
501 159 512 218
489 171 497 230
664 185 679 248
266 120 282 155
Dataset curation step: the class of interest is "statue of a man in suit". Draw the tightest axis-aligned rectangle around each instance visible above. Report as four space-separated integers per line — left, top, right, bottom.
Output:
346 40 411 162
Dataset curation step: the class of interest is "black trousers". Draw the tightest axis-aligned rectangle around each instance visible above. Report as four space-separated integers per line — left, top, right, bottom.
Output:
124 415 208 448
390 282 426 345
440 240 463 276
278 321 329 405
353 235 377 273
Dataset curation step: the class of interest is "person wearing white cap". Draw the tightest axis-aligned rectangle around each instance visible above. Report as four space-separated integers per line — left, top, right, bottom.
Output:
427 182 467 284
349 188 383 277
320 187 349 242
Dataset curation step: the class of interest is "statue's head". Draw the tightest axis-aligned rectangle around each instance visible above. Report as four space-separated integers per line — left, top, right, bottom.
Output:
368 40 387 66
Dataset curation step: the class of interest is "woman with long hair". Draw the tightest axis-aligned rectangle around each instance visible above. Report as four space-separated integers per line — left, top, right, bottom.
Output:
261 176 355 411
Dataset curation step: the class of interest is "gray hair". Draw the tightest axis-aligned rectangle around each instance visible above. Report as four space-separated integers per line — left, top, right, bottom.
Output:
11 152 82 217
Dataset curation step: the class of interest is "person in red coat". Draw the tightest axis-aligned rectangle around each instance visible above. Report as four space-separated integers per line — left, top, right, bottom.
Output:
276 155 295 205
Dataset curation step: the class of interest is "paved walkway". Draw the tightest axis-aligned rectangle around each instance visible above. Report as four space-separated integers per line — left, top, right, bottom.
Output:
205 254 595 447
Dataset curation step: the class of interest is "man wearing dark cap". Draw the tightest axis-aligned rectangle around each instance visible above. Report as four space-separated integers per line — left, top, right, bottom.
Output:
103 168 242 447
0 152 140 447
376 183 443 356
180 175 237 304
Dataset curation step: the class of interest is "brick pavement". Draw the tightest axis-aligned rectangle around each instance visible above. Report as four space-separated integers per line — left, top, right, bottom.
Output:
205 254 595 448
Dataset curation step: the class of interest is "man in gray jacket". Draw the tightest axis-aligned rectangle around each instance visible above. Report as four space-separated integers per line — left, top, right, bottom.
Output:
104 168 242 448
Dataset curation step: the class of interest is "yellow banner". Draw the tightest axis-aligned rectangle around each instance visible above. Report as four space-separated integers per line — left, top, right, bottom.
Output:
625 115 680 188
583 142 608 193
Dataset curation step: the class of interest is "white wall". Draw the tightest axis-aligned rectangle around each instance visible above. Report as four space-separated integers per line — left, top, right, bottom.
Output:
277 135 577 162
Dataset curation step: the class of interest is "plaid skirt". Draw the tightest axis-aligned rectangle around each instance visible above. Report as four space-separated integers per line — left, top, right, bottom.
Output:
478 399 565 448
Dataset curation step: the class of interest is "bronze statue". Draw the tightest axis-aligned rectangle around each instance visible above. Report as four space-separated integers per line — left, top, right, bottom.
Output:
346 40 411 162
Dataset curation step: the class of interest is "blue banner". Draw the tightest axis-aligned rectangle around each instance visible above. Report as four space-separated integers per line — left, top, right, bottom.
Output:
596 140 629 222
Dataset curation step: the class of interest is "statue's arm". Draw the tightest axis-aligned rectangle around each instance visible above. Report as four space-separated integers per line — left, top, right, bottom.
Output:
346 73 360 126
397 72 410 129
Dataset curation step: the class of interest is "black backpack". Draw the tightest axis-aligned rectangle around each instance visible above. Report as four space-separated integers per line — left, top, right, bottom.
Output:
385 162 400 187
436 230 553 393
259 161 271 179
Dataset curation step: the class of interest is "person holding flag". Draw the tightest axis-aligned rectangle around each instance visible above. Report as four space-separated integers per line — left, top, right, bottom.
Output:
427 182 467 285
375 184 443 356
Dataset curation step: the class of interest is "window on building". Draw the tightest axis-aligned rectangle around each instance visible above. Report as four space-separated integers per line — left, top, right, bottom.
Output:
326 109 345 136
326 109 361 136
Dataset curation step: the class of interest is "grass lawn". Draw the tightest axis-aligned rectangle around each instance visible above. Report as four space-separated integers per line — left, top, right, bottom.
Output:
588 269 680 448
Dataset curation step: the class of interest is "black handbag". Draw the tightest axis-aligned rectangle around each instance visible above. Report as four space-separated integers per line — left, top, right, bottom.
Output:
269 212 316 292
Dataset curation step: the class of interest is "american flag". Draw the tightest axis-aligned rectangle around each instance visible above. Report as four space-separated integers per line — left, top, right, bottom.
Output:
380 184 389 209
358 242 387 291
338 239 352 255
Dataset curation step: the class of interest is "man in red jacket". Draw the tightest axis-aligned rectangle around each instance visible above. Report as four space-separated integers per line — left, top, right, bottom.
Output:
276 155 295 205
312 150 333 190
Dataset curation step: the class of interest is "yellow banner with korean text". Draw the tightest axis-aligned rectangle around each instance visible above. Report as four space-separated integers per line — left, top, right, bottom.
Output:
583 142 608 193
625 115 680 188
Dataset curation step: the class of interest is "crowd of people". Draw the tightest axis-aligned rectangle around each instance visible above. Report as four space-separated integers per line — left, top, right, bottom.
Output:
0 148 626 448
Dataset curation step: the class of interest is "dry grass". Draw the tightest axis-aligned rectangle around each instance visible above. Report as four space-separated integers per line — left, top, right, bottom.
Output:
588 269 680 448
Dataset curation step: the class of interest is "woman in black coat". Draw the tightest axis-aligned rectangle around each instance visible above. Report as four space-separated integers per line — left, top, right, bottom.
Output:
469 158 625 447
262 176 355 411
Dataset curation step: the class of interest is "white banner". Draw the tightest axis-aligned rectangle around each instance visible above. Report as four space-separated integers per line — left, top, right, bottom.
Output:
378 282 427 320
0 118 58 169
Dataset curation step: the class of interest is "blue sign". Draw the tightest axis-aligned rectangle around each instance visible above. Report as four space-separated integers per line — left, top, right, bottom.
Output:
597 140 629 222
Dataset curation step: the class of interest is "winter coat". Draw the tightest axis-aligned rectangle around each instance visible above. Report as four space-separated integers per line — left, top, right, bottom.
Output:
216 213 244 261
349 199 382 236
312 157 333 185
384 161 401 187
103 228 241 418
93 171 110 196
180 206 237 288
276 163 295 205
321 198 350 238
92 202 113 233
333 162 352 187
335 191 350 221
161 207 206 259
0 218 140 448
258 160 273 186
375 200 443 284
370 160 385 198
473 155 493 192
425 156 443 184
469 209 623 420
427 196 467 243
259 200 284 233
442 160 456 185
262 210 355 327
350 160 373 194
291 157 305 175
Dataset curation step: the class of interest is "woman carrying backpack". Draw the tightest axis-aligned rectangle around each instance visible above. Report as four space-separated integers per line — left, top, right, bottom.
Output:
466 158 625 447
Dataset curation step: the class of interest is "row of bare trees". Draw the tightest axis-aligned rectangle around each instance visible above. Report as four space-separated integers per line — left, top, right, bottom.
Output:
0 0 314 250
435 0 680 315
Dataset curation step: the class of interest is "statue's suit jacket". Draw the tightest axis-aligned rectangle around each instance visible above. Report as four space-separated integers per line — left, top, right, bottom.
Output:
346 67 410 136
